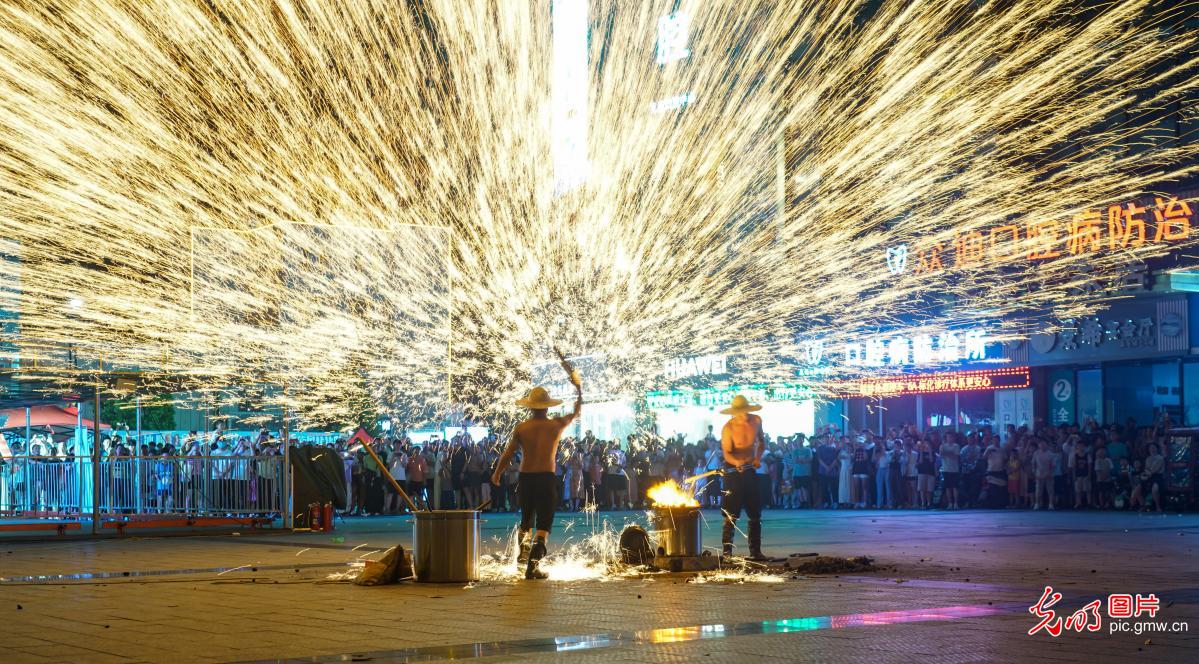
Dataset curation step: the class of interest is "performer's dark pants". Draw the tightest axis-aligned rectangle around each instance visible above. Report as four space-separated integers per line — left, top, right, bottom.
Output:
704 475 722 505
721 469 763 552
758 473 772 507
519 472 558 533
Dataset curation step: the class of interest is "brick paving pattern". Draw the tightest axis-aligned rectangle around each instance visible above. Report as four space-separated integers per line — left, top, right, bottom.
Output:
1 510 1197 663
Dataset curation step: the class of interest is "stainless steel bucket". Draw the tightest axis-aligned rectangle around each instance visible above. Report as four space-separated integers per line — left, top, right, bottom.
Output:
413 510 481 583
650 507 702 557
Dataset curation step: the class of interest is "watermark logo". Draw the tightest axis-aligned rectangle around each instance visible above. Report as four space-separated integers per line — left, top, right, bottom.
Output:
1028 585 1185 637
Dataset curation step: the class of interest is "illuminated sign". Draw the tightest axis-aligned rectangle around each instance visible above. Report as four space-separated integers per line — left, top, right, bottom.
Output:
647 383 817 410
885 244 908 275
655 12 691 65
651 12 694 113
663 354 728 380
848 367 1030 398
1026 296 1188 364
804 327 996 369
650 92 694 113
884 196 1194 275
552 0 589 194
803 340 824 364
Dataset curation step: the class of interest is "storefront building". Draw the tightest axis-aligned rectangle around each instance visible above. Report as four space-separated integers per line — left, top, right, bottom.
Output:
1021 293 1192 428
802 323 1031 436
823 181 1199 437
828 293 1197 436
536 290 1198 444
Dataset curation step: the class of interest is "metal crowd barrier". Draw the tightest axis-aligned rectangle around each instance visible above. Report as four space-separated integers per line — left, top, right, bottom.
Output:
0 456 284 518
0 456 82 516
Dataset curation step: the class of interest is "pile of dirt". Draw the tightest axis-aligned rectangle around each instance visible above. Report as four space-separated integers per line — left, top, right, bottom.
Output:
786 555 878 574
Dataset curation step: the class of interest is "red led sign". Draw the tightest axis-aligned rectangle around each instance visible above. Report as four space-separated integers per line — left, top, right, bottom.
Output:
848 367 1031 398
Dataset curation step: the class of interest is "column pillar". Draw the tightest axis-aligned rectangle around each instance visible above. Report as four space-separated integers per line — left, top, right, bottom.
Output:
281 403 292 529
92 389 101 534
135 395 142 513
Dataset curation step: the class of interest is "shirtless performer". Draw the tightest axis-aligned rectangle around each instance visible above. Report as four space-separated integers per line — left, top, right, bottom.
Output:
720 394 767 561
492 366 582 580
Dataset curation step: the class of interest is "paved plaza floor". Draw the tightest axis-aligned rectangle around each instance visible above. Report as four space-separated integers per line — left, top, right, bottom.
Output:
1 508 1198 663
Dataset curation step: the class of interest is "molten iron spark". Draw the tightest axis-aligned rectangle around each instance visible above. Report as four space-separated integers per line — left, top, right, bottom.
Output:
0 1 1196 424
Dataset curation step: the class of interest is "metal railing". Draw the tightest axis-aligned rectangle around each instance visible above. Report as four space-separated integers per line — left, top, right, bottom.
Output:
0 456 82 516
1 456 284 518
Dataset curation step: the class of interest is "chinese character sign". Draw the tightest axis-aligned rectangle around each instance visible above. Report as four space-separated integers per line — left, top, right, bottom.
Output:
851 367 1029 398
886 195 1195 276
837 326 995 368
1048 369 1075 425
656 13 691 65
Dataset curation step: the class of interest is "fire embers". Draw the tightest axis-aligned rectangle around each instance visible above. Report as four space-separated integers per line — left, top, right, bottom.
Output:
645 481 717 571
646 479 700 508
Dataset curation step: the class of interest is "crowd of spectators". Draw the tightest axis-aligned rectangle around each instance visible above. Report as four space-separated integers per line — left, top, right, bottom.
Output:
760 416 1174 512
1 428 286 514
3 415 1184 516
337 415 1182 515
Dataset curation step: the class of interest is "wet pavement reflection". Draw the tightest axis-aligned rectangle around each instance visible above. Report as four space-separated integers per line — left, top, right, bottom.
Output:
252 602 1017 662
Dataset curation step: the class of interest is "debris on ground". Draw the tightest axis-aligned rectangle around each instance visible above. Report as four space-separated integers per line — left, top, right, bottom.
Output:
618 525 654 566
353 546 412 586
785 556 878 574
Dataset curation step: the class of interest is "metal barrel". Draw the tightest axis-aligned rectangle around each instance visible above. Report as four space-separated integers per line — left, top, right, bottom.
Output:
412 510 481 583
650 506 703 557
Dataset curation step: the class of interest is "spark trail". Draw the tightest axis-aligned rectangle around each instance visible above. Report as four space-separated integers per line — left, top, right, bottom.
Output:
0 0 1196 425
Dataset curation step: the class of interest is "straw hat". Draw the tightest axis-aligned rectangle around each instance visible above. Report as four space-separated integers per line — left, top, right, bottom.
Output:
516 386 563 409
720 394 762 415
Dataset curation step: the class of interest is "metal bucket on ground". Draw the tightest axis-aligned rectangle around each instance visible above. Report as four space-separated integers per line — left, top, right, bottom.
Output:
650 507 702 557
413 510 481 582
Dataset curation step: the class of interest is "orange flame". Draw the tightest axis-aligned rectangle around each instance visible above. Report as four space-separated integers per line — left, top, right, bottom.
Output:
647 479 700 508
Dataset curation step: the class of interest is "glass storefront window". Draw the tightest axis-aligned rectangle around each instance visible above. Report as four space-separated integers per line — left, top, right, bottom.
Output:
1152 361 1182 424
817 400 846 435
882 395 917 433
1106 362 1180 428
863 397 883 435
957 391 994 434
845 398 867 434
1077 368 1102 426
845 397 884 435
1106 364 1150 425
1185 363 1199 426
923 393 955 430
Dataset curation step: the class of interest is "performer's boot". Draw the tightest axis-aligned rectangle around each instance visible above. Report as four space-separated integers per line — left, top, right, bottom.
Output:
747 519 767 561
517 529 531 564
525 535 549 580
721 519 736 559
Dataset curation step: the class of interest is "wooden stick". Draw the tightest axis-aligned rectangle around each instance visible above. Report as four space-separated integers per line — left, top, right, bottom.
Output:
553 347 581 387
681 468 724 485
361 440 421 513
682 464 754 485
